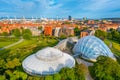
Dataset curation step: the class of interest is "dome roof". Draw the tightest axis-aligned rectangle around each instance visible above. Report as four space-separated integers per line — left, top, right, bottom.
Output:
73 36 115 61
22 47 75 76
35 47 63 61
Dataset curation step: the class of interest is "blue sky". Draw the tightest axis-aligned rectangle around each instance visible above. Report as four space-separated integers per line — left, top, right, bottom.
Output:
0 0 120 18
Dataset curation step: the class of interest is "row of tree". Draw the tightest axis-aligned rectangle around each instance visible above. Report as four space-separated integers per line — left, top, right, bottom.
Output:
0 28 32 40
43 63 87 80
95 29 107 40
95 29 120 43
12 28 32 40
0 59 87 80
107 29 120 43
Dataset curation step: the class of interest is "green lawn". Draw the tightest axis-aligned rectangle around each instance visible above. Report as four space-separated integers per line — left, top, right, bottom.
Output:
104 39 120 56
0 37 58 60
0 37 19 48
0 42 15 48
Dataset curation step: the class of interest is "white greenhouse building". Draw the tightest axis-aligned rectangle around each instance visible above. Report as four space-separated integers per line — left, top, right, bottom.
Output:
22 47 75 76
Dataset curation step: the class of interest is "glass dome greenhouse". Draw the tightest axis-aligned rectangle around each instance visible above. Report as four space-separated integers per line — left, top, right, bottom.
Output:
22 47 75 76
73 36 115 61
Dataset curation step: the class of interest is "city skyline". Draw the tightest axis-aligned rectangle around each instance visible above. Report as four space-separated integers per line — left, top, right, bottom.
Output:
0 0 120 18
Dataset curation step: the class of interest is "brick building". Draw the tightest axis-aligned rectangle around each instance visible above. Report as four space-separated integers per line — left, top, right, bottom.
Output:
80 29 95 38
44 26 52 36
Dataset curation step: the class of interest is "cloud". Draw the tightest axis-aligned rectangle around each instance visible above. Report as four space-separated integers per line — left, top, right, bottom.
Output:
0 0 120 18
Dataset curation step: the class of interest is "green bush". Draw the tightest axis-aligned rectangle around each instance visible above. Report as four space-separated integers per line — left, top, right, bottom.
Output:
59 34 67 39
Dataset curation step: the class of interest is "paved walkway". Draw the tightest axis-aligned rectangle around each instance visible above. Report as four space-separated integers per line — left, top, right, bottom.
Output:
0 38 24 50
109 42 112 48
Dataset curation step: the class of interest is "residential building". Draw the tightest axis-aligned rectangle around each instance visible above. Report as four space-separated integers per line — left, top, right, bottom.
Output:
80 29 95 38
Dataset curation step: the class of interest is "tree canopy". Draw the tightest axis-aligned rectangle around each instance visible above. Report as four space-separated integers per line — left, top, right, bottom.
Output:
12 29 21 38
74 26 80 36
89 56 120 80
22 29 32 40
95 29 107 40
107 29 120 43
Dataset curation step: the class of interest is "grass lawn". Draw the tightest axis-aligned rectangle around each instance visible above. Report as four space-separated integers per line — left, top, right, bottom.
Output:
0 37 59 60
104 39 120 56
0 37 19 48
0 42 16 48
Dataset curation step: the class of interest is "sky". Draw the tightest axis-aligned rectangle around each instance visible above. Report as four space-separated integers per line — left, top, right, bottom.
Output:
0 0 120 19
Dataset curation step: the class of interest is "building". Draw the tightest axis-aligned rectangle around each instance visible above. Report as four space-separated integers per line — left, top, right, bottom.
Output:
87 20 95 24
52 27 61 37
68 16 72 21
73 36 116 62
117 26 120 32
59 26 74 37
27 27 41 36
66 27 74 36
44 26 52 36
80 29 95 38
22 47 75 76
99 23 119 31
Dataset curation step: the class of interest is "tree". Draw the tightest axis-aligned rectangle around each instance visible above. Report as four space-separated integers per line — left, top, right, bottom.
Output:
38 26 43 30
59 33 67 39
22 29 32 40
0 75 6 80
74 26 80 36
95 30 107 40
5 70 27 80
22 29 32 36
59 67 76 80
6 61 15 69
66 68 75 80
59 68 68 80
45 75 53 80
12 58 21 67
2 32 9 36
53 73 61 80
23 33 31 40
108 29 120 43
75 64 87 80
12 29 21 38
107 32 112 40
13 70 28 80
111 30 119 40
6 58 21 69
89 56 120 80
0 59 6 75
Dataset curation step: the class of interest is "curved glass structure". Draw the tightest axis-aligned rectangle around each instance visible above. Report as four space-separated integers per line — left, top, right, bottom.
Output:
73 36 115 61
22 47 75 76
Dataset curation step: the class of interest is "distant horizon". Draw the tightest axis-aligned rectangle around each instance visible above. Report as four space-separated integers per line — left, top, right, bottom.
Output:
1 16 120 20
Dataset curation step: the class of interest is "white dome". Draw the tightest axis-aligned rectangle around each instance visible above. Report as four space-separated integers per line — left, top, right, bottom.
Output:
22 47 75 76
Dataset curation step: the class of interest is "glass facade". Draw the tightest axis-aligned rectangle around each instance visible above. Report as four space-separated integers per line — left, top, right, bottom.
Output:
73 36 115 61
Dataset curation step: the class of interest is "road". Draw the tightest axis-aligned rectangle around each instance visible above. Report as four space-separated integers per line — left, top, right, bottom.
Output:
0 38 24 50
